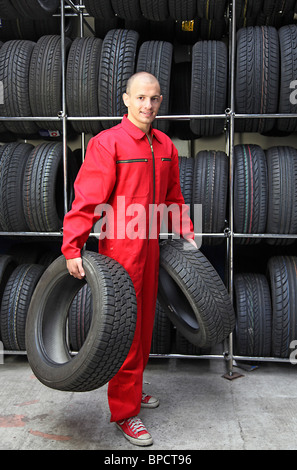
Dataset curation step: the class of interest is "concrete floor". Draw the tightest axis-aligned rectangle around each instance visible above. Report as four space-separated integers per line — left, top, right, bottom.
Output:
0 354 296 451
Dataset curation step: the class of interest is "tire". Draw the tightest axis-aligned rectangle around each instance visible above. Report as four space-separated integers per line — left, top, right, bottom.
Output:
192 150 228 245
168 0 196 20
0 40 38 135
136 40 173 133
29 35 72 131
111 0 142 19
277 25 297 133
234 145 268 244
99 29 139 129
13 0 59 18
235 26 279 134
150 299 173 354
25 251 137 392
0 0 19 19
267 256 297 358
190 40 227 137
68 284 92 352
175 330 211 355
84 0 115 18
1 264 45 350
265 146 297 245
23 142 76 232
171 63 197 140
0 142 34 231
197 0 227 19
178 156 194 208
140 0 170 21
0 255 17 342
66 37 103 135
234 273 272 357
158 239 236 348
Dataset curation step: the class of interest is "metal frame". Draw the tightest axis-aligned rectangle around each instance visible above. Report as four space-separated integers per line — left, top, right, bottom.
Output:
1 1 296 371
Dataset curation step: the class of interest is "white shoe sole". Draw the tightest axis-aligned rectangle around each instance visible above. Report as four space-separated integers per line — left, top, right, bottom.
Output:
116 423 153 446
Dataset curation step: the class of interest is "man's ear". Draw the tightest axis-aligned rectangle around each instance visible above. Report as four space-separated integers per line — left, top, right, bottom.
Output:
123 92 129 108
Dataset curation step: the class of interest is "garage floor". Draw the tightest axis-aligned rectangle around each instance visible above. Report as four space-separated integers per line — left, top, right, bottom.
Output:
0 353 296 451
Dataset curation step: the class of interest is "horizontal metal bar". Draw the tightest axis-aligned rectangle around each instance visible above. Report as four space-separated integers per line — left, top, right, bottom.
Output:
233 356 292 363
150 354 226 360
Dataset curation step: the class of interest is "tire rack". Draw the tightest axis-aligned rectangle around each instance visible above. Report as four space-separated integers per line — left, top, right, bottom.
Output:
0 0 296 375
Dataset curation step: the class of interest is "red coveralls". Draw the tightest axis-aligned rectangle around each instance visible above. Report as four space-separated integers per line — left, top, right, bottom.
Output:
62 115 194 422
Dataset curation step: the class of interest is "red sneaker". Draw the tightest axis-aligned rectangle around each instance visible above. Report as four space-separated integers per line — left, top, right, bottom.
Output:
116 416 153 446
141 392 160 408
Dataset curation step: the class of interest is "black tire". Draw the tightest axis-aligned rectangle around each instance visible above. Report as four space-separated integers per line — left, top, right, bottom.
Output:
68 283 92 352
168 0 197 20
29 35 72 131
23 143 75 232
66 37 103 135
175 330 211 355
150 299 173 354
1 264 45 351
197 0 227 19
136 40 173 133
0 0 19 19
277 25 297 133
99 29 139 129
111 0 142 20
0 142 34 231
158 239 236 348
234 144 268 244
0 254 17 342
0 40 38 135
267 256 297 358
235 26 279 134
199 18 227 40
84 0 115 18
192 150 228 245
140 0 170 21
178 156 194 208
13 0 59 18
25 251 137 392
234 273 272 357
265 146 297 245
190 40 227 137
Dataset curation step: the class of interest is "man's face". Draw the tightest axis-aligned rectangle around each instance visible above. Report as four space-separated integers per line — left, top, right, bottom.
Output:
123 77 163 133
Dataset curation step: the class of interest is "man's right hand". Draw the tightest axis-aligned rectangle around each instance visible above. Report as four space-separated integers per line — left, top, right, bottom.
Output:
66 257 85 280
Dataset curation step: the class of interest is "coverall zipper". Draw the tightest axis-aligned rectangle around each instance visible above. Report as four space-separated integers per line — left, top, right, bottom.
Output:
146 134 156 240
116 158 148 163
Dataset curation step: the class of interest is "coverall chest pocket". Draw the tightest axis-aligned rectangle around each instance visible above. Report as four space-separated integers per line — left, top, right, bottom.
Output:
158 157 172 192
116 158 149 198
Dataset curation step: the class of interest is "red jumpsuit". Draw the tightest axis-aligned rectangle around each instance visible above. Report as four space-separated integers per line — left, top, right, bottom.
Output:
61 115 194 422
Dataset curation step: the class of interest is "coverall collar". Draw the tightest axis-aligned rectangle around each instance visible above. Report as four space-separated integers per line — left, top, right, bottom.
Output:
122 114 162 143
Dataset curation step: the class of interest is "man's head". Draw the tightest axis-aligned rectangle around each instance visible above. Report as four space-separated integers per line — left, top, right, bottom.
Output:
123 72 163 133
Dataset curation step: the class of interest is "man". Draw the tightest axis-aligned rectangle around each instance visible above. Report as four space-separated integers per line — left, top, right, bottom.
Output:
62 72 196 446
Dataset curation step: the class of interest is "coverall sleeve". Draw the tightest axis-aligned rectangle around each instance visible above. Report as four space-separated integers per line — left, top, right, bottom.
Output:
165 145 194 241
61 137 116 260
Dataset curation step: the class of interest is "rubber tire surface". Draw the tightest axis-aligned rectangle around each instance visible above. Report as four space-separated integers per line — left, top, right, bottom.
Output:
235 26 279 134
265 146 297 245
267 256 297 358
190 40 227 137
99 29 139 129
136 40 173 133
25 251 137 392
158 239 236 348
234 144 268 244
234 273 272 357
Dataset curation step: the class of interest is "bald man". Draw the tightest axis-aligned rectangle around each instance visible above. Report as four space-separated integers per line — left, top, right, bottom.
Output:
62 72 195 446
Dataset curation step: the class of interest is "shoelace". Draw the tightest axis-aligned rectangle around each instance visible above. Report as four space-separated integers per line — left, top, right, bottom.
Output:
127 417 147 433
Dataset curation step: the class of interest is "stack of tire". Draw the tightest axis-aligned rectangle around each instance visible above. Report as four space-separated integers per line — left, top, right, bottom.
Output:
0 142 77 232
234 255 297 360
234 144 297 244
235 23 297 134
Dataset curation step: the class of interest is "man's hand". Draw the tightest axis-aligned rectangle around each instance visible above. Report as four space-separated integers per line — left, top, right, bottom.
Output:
66 257 85 279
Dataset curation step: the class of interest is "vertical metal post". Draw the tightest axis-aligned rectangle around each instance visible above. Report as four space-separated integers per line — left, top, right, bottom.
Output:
61 0 68 216
226 0 237 377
